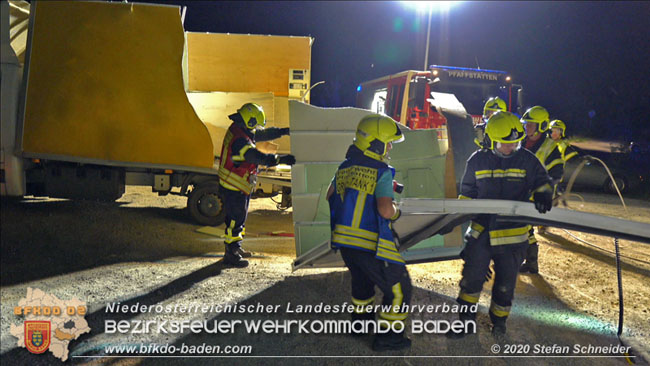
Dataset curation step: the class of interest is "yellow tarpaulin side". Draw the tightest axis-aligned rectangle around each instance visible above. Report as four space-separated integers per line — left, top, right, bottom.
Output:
22 1 214 168
187 32 311 95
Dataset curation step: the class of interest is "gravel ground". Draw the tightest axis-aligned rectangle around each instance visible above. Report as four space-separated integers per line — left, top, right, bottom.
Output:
1 186 649 366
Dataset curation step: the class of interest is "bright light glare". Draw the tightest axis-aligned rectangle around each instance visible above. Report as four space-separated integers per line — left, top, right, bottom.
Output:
402 1 461 13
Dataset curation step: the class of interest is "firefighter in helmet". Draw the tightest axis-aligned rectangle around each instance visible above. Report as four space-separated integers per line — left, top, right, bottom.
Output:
448 111 552 338
326 114 412 351
474 97 507 148
519 106 564 274
549 120 578 163
218 102 295 267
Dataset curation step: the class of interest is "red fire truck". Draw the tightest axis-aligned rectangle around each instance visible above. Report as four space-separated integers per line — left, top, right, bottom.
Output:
355 65 523 129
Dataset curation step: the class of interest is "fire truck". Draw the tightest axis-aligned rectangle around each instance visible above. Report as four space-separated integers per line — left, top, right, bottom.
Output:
355 65 524 129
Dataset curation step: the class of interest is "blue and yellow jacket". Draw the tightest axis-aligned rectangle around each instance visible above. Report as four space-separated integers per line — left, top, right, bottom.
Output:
328 146 404 264
459 148 552 246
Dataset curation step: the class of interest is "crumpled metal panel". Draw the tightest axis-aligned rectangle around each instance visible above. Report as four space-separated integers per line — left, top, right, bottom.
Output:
293 198 650 270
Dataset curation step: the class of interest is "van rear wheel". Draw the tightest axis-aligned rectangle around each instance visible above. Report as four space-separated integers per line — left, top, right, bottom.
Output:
187 183 226 226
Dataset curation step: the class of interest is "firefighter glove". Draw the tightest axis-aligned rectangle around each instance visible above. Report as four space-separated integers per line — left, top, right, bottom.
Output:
533 190 553 214
277 154 296 165
279 127 291 136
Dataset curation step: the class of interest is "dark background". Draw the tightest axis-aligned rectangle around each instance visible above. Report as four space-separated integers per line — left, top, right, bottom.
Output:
146 1 649 144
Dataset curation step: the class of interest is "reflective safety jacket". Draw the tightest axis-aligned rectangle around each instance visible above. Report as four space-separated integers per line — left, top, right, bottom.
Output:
329 146 404 264
525 136 564 182
459 148 552 246
557 139 578 163
218 123 258 194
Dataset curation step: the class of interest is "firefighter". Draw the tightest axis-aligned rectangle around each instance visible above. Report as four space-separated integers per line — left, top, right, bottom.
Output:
519 106 563 274
549 119 579 202
449 111 552 338
549 120 578 163
218 102 295 267
326 114 412 351
474 97 507 148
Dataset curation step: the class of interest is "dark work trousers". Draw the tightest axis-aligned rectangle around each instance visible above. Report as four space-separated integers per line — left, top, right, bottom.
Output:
340 247 412 324
219 185 250 252
457 231 527 326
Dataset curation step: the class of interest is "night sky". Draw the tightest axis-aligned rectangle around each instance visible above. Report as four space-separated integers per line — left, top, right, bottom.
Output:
152 1 650 143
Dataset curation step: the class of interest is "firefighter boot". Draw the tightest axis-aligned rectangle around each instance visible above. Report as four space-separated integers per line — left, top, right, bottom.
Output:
491 322 507 338
372 330 411 351
235 248 252 258
519 243 539 274
223 244 249 268
350 312 375 337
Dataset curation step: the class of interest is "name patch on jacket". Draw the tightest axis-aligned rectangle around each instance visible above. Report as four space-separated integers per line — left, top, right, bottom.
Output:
336 166 378 197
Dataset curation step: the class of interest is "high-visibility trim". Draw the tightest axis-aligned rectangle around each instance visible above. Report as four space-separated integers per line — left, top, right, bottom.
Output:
546 158 564 171
218 125 258 194
391 283 403 310
219 180 240 191
376 241 405 263
351 192 367 228
459 290 480 304
378 283 408 323
564 150 578 162
331 232 376 251
535 138 559 165
352 296 374 314
489 301 511 318
466 221 485 239
475 170 492 179
218 168 253 194
528 232 538 244
334 225 378 242
232 144 253 162
458 194 472 200
352 296 375 306
475 168 526 179
225 220 243 244
489 225 531 246
534 183 552 194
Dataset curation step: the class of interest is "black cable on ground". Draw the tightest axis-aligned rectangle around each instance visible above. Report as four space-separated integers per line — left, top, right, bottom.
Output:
614 237 636 364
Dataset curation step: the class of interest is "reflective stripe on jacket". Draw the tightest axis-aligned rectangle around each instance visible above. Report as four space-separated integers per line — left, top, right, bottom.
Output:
329 146 404 264
526 136 564 181
459 148 552 246
218 123 258 194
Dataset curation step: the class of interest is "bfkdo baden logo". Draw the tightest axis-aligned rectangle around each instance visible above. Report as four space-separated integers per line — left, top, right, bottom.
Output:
25 321 51 354
10 288 91 362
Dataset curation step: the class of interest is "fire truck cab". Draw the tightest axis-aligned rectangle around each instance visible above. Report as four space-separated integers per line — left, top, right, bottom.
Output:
356 65 523 130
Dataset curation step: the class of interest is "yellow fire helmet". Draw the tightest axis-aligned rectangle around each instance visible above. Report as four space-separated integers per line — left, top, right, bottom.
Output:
353 114 405 161
237 102 266 130
550 119 566 138
485 111 525 149
483 97 507 120
521 105 550 132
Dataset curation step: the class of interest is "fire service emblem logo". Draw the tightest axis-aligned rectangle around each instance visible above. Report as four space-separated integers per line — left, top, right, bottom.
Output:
25 321 51 354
